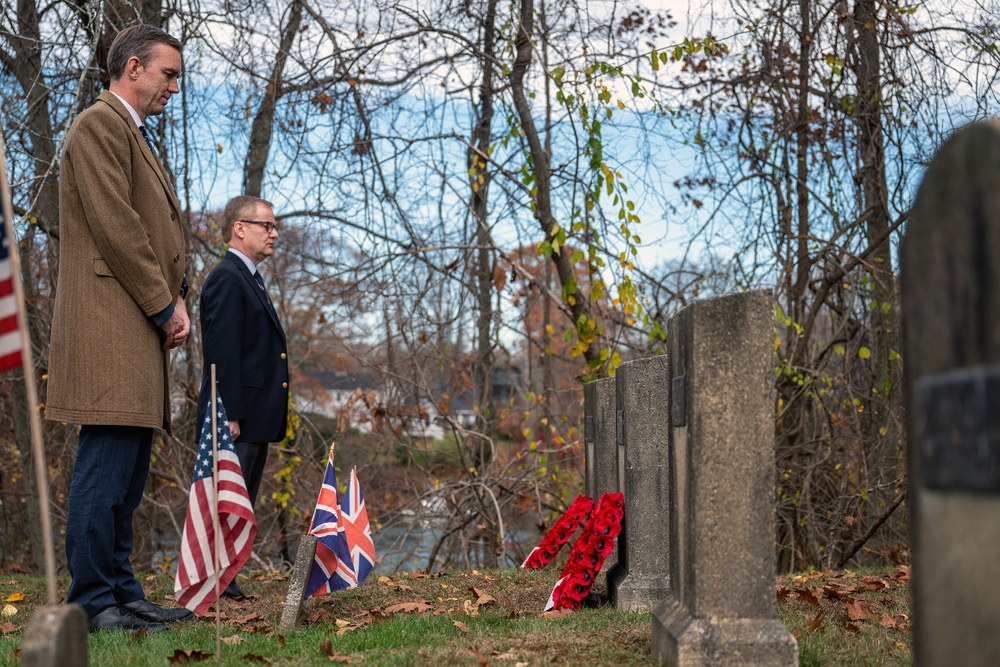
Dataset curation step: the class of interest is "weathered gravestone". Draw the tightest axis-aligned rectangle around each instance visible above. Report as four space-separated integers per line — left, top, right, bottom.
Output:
18 604 87 667
651 290 797 666
900 120 1000 665
584 377 618 571
280 535 318 631
607 355 672 612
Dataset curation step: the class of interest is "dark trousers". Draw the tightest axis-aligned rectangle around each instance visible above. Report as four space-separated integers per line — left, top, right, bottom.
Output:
65 425 152 617
234 441 268 508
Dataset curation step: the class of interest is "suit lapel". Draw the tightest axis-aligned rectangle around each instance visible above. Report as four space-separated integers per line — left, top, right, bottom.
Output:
230 254 286 342
98 92 182 216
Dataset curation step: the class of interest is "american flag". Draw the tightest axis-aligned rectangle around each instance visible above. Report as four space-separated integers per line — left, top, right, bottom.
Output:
340 467 375 586
304 445 357 598
174 395 257 614
0 157 22 373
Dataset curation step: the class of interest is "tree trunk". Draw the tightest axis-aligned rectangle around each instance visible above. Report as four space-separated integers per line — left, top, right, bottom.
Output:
509 0 599 366
852 0 902 550
243 0 302 197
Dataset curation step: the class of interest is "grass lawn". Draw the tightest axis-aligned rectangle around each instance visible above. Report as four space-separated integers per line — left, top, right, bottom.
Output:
0 565 910 665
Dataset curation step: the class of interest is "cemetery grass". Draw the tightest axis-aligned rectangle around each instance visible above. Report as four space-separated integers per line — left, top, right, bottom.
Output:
1 565 910 666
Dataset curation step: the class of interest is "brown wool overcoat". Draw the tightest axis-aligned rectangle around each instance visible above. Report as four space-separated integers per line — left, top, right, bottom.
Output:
46 91 185 432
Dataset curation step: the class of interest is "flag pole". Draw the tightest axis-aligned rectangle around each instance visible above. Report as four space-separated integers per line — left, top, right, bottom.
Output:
0 134 57 605
211 363 221 658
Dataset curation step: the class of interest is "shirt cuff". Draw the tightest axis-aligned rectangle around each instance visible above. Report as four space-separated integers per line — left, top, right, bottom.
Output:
152 302 175 327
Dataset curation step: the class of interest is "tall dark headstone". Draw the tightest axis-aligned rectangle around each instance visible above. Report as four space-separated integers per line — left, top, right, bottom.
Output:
584 377 618 570
651 290 797 665
901 120 1000 665
606 355 672 612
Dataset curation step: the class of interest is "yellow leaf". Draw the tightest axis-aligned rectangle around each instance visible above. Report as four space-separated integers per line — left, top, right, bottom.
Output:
5 592 24 603
617 100 625 109
545 324 554 335
2 605 16 617
858 347 871 360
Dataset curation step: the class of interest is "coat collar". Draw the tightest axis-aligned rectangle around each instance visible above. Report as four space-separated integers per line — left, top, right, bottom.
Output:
97 90 182 215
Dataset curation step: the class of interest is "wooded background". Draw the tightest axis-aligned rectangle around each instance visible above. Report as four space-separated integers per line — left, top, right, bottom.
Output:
1 0 996 575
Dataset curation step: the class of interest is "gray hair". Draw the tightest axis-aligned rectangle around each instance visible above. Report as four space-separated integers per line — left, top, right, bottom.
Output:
107 24 182 81
221 195 274 242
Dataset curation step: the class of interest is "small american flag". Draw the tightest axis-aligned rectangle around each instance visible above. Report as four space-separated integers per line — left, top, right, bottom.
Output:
174 395 257 614
340 467 375 586
0 162 22 373
304 445 357 598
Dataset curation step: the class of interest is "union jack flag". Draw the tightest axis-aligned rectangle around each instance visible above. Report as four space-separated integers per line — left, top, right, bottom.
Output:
0 142 23 373
340 466 375 586
305 445 357 598
174 395 257 614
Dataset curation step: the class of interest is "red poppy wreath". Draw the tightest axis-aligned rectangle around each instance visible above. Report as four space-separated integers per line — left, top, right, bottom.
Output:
544 491 624 611
521 495 595 570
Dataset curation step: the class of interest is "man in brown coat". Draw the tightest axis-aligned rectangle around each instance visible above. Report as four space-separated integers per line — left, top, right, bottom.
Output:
47 24 193 633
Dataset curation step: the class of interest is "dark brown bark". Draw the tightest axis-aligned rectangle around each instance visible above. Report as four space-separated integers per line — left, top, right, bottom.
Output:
471 0 499 478
509 0 599 366
243 0 303 197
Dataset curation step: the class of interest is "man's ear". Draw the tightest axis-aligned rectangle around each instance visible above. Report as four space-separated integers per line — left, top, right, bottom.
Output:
126 56 143 80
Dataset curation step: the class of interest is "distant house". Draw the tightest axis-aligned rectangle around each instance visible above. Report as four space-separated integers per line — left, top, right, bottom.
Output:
299 364 522 439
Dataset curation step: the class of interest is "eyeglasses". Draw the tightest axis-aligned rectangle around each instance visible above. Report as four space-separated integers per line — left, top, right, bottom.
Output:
239 219 279 234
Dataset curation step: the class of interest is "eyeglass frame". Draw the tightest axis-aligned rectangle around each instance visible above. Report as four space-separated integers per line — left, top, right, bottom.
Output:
238 219 279 234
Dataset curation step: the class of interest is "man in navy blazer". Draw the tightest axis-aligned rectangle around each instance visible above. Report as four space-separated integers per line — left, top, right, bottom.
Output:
197 195 289 597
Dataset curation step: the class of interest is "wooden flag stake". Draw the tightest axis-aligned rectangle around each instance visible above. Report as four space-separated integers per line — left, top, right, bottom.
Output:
211 364 222 659
0 134 57 605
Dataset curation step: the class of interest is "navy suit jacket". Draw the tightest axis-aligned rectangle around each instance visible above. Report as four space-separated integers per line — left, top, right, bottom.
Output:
197 252 289 443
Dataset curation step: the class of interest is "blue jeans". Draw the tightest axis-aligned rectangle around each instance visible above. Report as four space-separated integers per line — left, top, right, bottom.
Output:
65 425 152 617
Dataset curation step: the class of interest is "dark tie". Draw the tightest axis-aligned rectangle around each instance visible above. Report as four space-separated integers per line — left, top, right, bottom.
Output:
139 126 155 153
254 272 276 316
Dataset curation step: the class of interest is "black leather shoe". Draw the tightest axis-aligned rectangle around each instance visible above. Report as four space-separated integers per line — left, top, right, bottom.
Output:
221 579 245 600
120 598 193 623
88 605 168 634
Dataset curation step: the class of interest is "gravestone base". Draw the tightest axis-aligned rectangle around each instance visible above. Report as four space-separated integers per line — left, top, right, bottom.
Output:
651 598 798 667
280 535 317 631
607 567 669 613
19 604 88 667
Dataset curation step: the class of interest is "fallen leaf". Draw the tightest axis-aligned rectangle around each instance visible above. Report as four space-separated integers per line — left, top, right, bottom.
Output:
540 608 573 619
231 613 263 625
308 609 330 623
843 622 861 633
384 601 435 614
471 646 489 666
846 600 878 621
894 566 911 582
377 576 395 586
860 576 889 591
265 632 286 647
794 588 821 607
241 654 270 664
131 627 149 641
492 650 518 660
222 635 243 646
823 586 855 603
0 622 17 633
397 584 413 592
879 613 897 629
453 620 471 633
803 610 826 634
776 584 792 602
167 649 213 664
2 605 17 617
4 592 24 603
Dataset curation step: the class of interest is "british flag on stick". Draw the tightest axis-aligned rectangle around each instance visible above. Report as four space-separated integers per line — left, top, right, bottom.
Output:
304 444 376 597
